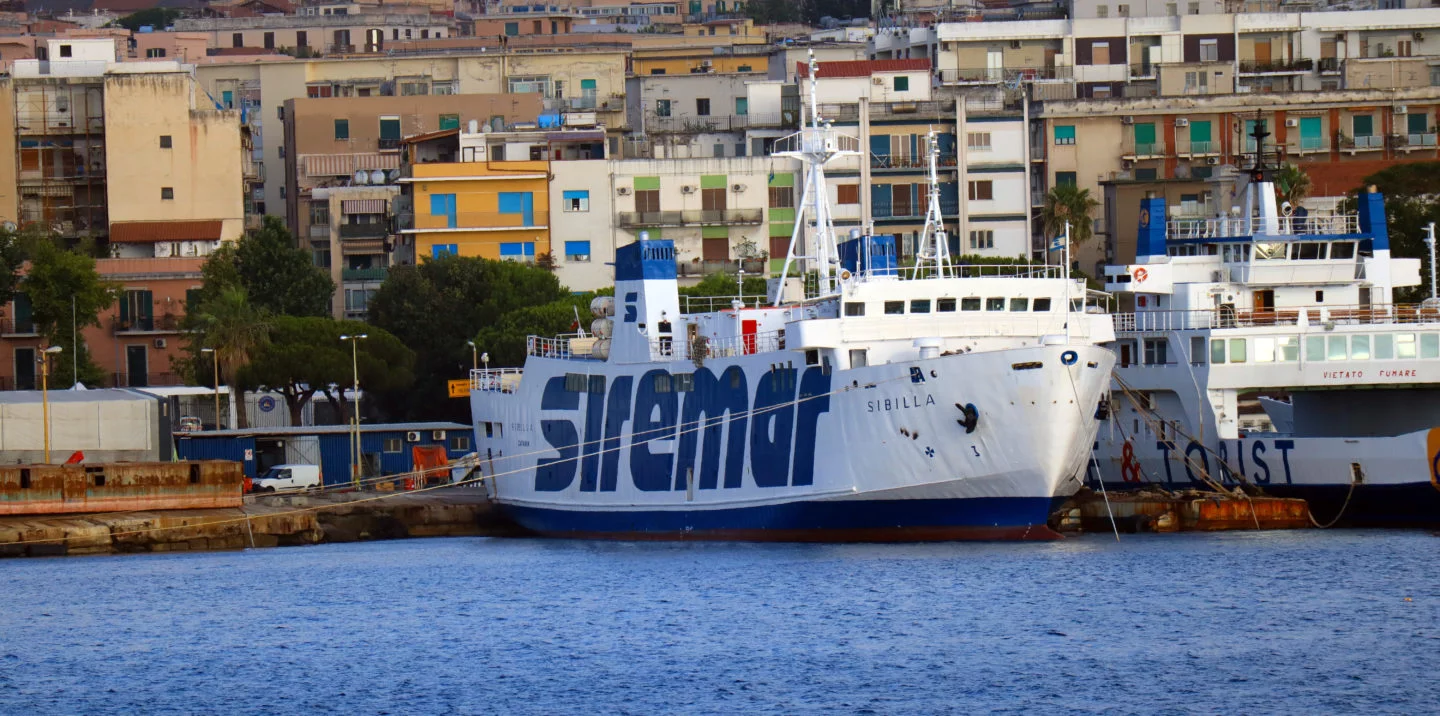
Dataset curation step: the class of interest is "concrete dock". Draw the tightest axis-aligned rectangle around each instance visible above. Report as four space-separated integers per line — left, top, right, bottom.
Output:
1055 488 1312 534
0 489 523 557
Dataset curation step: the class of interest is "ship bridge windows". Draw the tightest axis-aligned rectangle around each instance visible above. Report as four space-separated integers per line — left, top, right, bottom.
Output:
844 302 865 316
961 298 981 311
1330 242 1356 260
1210 338 1247 364
1010 298 1029 312
1253 242 1287 260
1143 337 1169 365
1292 242 1326 260
911 299 931 313
884 300 905 315
1033 298 1053 311
985 298 1005 311
937 298 957 312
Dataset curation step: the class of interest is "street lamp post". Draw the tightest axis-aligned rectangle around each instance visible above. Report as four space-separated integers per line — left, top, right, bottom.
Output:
200 347 220 429
481 352 490 371
339 334 368 488
467 340 478 371
39 346 63 463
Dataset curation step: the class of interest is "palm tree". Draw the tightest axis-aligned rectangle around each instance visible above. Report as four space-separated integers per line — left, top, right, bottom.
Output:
1041 184 1101 249
193 288 270 428
1273 163 1312 208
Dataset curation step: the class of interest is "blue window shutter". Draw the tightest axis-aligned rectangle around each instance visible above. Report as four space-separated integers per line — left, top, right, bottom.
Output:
870 184 892 218
524 242 535 257
521 193 534 227
562 190 588 201
565 240 590 256
498 192 523 214
499 243 522 256
869 134 890 158
939 182 959 214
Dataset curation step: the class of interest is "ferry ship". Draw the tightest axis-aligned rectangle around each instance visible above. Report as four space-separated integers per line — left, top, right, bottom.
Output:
464 58 1116 541
1096 124 1440 525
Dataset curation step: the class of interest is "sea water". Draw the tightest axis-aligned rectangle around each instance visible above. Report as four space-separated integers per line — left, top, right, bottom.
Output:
2 531 1437 714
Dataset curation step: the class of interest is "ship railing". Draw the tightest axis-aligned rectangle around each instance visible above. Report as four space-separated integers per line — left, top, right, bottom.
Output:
681 294 759 313
527 333 600 360
1166 214 1360 239
651 330 785 360
1114 303 1440 332
470 368 523 393
950 264 1067 279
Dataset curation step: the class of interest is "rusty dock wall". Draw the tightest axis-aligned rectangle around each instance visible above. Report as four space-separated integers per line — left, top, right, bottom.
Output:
0 462 244 515
0 489 520 557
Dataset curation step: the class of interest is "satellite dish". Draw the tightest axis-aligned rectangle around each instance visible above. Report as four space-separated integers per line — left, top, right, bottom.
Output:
353 170 369 185
370 170 386 185
1 221 16 232
386 169 401 184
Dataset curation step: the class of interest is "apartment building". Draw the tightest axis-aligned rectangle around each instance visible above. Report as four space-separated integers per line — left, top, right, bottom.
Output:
625 72 798 159
196 49 630 225
471 6 580 37
1037 86 1440 274
609 156 801 280
1 39 244 391
308 185 400 320
172 14 452 54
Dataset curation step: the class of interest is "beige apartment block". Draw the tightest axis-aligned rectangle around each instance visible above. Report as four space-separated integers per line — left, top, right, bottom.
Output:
173 14 452 54
196 50 630 218
104 69 245 241
0 80 16 223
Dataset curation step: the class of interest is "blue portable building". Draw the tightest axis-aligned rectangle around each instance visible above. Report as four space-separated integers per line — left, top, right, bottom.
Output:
176 422 472 486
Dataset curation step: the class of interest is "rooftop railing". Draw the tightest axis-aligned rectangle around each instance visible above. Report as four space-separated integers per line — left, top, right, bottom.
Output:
616 208 764 228
1114 303 1440 333
470 367 523 393
1165 214 1360 239
653 329 785 361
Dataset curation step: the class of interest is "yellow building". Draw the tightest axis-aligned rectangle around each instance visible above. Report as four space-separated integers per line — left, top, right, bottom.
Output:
403 160 551 262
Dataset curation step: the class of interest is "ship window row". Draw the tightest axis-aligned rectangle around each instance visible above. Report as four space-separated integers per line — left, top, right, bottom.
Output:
1208 333 1440 364
1198 241 1359 263
855 297 1055 316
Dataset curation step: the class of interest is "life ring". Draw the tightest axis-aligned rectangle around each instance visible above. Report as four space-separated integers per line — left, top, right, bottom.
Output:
1060 350 1079 365
1133 267 1149 283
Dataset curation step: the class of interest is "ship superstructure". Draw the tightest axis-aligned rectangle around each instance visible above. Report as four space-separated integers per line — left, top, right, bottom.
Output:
1096 123 1439 524
465 55 1116 540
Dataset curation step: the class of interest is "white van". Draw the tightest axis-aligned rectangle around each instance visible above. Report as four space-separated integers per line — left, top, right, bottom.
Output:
253 464 322 493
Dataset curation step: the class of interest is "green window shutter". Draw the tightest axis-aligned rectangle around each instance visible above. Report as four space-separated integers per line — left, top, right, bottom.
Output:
439 114 459 130
1134 122 1156 145
702 226 728 239
1054 125 1075 144
894 76 909 91
1189 120 1211 142
700 175 728 190
186 289 203 312
119 292 132 324
580 79 596 90
1056 171 1077 187
334 119 348 139
634 176 660 191
767 172 795 188
735 97 748 115
1409 112 1428 134
1352 114 1373 137
379 118 401 140
1299 117 1321 139
504 22 518 36
140 290 154 320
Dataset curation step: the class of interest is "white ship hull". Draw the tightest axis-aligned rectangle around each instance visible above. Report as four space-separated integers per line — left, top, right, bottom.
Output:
470 344 1114 540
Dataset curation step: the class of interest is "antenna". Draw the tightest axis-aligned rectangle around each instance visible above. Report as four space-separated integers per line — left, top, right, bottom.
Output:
770 50 862 305
911 128 953 280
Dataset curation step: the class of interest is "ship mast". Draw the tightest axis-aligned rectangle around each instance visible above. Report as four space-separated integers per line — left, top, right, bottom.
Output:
911 129 953 279
771 50 861 306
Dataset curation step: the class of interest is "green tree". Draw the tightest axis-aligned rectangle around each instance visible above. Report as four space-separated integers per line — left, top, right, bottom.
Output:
1041 184 1101 251
195 218 334 318
114 8 181 32
1274 163 1312 207
369 255 568 420
242 317 415 425
189 288 270 428
18 235 119 387
0 224 24 308
471 294 599 369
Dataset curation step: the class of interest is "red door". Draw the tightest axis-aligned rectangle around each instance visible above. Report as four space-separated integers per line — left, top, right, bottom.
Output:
742 319 758 354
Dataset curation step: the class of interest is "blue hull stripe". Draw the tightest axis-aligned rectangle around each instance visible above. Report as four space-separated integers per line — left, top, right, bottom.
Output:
503 497 1065 541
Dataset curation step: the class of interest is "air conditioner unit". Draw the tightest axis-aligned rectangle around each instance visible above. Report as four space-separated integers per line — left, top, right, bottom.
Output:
681 185 696 194
1397 105 1409 115
872 77 884 85
617 186 631 195
1285 118 1299 127
432 430 446 440
1122 159 1134 170
1206 157 1220 165
405 431 421 442
1415 31 1425 41
1122 116 1135 125
731 183 746 192
153 338 167 349
1175 118 1189 128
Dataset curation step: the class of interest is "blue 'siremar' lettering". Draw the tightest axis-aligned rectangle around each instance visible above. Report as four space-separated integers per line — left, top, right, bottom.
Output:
536 366 833 492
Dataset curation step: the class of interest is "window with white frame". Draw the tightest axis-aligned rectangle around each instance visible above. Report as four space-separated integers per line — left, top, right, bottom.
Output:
563 190 589 212
969 230 994 249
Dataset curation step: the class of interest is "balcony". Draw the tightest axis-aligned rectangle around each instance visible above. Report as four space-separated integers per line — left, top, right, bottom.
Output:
1394 132 1438 152
1122 140 1167 159
0 317 38 336
1341 134 1384 153
377 138 401 151
1238 58 1313 75
113 314 184 334
676 258 768 277
1129 62 1156 79
616 208 763 228
1318 58 1341 74
1181 140 1218 156
309 224 331 239
1291 136 1327 155
937 66 1072 84
339 223 387 239
110 372 184 389
342 266 390 282
871 153 958 171
647 113 797 134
